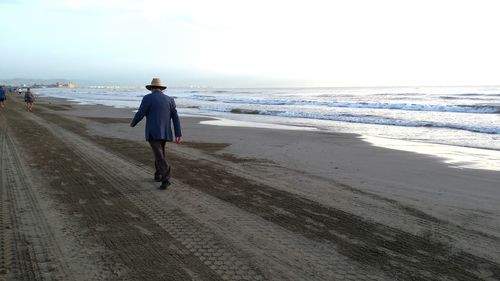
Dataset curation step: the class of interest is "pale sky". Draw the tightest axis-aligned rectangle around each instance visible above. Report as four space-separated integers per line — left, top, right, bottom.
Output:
1 0 499 87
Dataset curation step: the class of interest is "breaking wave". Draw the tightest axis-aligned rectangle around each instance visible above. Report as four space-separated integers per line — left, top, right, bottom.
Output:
197 106 500 135
188 95 500 114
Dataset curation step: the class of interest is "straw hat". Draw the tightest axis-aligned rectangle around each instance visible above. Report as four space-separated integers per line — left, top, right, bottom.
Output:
145 78 167 90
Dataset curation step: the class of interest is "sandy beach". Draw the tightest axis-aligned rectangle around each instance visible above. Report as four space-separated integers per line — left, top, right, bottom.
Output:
1 93 499 280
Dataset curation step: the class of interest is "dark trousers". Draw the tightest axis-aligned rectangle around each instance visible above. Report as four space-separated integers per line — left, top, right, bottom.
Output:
149 140 171 181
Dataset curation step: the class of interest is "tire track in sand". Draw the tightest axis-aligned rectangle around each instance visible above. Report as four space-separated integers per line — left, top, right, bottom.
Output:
0 114 76 280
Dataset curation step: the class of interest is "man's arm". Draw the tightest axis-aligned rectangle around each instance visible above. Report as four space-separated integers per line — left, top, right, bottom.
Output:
170 98 182 143
130 97 149 127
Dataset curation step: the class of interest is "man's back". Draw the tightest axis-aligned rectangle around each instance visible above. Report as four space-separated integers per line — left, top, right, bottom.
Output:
145 92 171 122
131 91 181 141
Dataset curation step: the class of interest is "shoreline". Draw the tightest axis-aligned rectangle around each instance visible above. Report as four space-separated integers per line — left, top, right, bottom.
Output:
33 89 500 172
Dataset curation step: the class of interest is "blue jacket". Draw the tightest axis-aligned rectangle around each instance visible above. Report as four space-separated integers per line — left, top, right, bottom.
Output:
131 91 182 141
0 88 5 98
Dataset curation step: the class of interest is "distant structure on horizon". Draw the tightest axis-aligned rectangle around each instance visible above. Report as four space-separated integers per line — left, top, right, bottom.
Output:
30 81 77 89
0 79 79 88
55 82 76 88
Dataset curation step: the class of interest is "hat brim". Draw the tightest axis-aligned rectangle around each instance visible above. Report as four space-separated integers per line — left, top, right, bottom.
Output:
145 85 167 90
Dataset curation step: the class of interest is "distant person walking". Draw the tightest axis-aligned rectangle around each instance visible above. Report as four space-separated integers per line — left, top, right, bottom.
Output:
130 78 182 190
0 86 6 108
18 88 22 95
24 88 35 111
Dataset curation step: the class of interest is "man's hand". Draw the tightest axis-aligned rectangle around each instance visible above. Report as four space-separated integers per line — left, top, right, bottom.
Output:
175 136 182 144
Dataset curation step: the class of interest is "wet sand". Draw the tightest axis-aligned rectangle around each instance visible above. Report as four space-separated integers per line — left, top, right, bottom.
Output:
1 94 499 280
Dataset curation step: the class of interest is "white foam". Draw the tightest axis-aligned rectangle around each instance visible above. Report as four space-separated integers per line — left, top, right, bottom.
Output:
187 95 500 114
363 135 500 172
200 118 318 131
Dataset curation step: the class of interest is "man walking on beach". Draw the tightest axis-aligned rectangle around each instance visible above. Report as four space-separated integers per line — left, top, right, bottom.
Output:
130 78 182 190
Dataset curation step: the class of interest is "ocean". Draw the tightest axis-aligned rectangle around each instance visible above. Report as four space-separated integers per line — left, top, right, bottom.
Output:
34 86 500 171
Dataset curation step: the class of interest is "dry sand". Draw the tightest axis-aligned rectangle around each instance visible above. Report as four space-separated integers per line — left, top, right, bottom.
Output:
0 94 499 280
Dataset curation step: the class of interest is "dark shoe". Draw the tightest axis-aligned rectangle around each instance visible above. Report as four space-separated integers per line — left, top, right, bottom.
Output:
154 174 161 182
159 180 171 190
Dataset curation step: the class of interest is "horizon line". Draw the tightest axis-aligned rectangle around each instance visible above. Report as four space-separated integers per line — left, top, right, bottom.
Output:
1 77 499 89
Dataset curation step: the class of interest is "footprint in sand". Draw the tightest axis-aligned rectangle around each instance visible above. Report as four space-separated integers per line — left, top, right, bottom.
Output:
131 224 153 236
95 225 109 232
102 199 114 206
78 199 87 204
221 179 233 185
124 211 140 218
